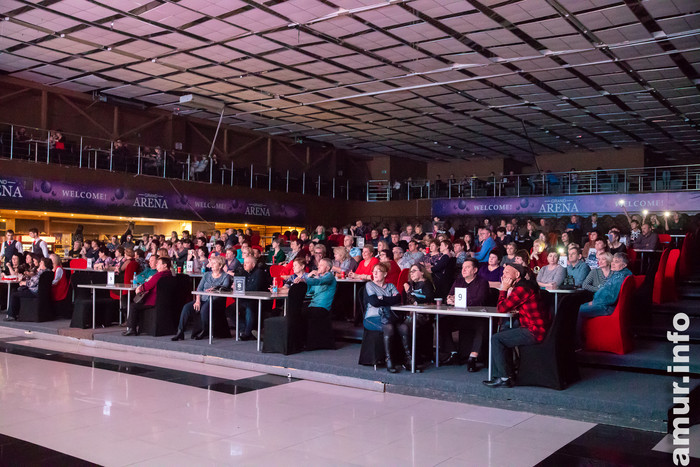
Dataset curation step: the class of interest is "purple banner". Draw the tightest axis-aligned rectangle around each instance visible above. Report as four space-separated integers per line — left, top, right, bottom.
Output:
432 192 700 217
0 176 305 224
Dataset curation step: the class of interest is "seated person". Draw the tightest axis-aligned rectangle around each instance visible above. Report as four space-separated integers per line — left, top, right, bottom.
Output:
401 263 435 368
576 253 632 348
191 246 209 272
631 222 659 251
237 256 268 341
172 256 230 341
500 242 517 268
4 257 53 321
378 249 400 287
478 251 503 289
293 257 337 350
566 246 590 287
349 245 379 280
307 244 326 272
472 228 495 263
67 240 83 259
442 258 489 371
122 257 172 336
266 238 286 265
453 240 468 267
331 246 357 277
581 231 600 260
282 258 307 287
484 264 549 388
608 229 627 255
133 255 158 287
3 253 23 278
344 235 362 263
362 263 402 372
404 240 425 265
93 246 114 270
536 248 566 290
582 252 613 294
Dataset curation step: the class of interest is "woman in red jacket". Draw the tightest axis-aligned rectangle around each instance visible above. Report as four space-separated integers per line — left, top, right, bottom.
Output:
123 256 173 336
349 245 379 280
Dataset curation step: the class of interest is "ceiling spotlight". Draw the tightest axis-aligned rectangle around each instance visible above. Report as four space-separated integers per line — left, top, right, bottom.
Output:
60 33 65 38
106 47 112 51
151 58 157 63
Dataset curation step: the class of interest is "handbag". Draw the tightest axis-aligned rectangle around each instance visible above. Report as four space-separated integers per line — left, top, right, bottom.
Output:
132 290 146 304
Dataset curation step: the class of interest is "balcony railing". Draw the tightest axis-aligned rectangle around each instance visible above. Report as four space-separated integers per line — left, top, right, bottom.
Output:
395 165 700 200
0 122 366 201
2 122 698 203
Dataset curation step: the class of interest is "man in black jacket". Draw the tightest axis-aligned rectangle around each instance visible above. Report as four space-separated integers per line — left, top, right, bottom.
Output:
441 258 490 371
238 256 269 340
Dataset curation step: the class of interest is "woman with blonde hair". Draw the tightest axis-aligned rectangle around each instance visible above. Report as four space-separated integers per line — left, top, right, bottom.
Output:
172 255 229 341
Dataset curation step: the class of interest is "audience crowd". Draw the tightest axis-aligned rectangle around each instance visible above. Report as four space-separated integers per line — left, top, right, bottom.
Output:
0 209 695 388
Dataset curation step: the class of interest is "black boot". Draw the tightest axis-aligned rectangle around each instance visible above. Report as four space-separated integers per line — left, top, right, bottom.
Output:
171 330 185 341
400 332 416 371
383 335 398 373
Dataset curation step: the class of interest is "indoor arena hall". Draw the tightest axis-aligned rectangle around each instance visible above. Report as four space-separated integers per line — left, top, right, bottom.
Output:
1 0 700 465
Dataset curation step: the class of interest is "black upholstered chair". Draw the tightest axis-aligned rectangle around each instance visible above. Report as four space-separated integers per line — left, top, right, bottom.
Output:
516 299 580 390
69 271 118 328
263 282 307 354
19 271 55 322
138 274 191 336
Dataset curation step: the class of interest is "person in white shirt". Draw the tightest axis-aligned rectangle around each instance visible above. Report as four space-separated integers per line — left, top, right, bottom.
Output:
28 228 49 257
1 230 23 266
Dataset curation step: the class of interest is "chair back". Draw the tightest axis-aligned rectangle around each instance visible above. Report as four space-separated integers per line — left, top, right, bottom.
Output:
678 233 692 278
397 268 410 295
658 234 672 245
652 247 671 304
37 271 55 306
70 258 87 269
662 249 680 303
286 282 308 319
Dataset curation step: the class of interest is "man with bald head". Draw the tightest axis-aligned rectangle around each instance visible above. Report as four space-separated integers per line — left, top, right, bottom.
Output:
238 256 269 341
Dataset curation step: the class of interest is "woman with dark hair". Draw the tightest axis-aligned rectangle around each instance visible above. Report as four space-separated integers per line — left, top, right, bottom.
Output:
4 257 53 321
3 253 23 277
93 246 114 270
479 251 503 289
362 263 403 373
402 263 435 370
422 240 452 299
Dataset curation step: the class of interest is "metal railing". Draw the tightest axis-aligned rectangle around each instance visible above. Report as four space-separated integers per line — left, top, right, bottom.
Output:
392 165 700 201
0 122 366 200
2 123 698 203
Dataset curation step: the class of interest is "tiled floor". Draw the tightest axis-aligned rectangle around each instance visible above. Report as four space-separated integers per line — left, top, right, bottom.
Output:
0 330 687 466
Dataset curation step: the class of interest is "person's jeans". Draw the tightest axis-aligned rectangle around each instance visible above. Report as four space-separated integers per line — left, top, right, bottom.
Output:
239 299 256 337
178 300 212 335
576 302 611 347
491 327 537 379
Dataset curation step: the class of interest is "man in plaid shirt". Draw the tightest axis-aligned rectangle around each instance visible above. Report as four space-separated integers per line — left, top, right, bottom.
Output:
484 263 550 388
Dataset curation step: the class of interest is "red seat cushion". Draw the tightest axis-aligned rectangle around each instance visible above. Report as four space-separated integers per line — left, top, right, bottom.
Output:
583 276 636 354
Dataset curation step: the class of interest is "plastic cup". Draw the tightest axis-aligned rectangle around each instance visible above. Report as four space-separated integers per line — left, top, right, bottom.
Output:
435 298 443 308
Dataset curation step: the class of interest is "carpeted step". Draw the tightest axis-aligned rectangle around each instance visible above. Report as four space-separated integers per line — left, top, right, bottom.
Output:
577 340 700 376
634 315 700 343
652 300 700 317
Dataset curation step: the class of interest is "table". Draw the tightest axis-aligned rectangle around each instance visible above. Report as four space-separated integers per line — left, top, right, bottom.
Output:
391 304 515 380
191 290 288 348
0 278 21 312
544 288 580 315
77 283 137 328
669 234 686 247
336 277 369 322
